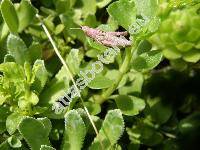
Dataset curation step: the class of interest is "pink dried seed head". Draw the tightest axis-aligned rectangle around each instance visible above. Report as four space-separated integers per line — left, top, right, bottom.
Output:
111 36 132 47
81 26 102 38
81 26 89 32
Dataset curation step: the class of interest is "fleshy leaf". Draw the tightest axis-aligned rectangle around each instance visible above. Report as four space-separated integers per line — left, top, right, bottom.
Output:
183 49 200 63
0 0 19 32
89 109 124 150
137 40 152 55
37 117 52 136
107 0 136 30
127 122 164 146
17 0 37 32
0 62 25 81
6 112 24 135
18 117 51 150
132 50 162 72
27 42 42 64
84 101 101 115
87 38 107 51
7 34 28 65
82 0 96 18
0 22 9 41
0 106 11 122
40 145 56 150
7 135 22 148
62 110 86 150
179 112 200 134
115 95 145 116
97 0 112 8
39 66 69 105
135 0 158 18
145 97 172 124
0 141 10 149
88 75 114 89
31 60 49 94
66 49 83 75
124 72 144 94
3 54 15 62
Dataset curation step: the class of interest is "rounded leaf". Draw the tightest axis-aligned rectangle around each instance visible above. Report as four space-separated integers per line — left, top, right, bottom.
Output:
132 50 162 72
115 95 145 116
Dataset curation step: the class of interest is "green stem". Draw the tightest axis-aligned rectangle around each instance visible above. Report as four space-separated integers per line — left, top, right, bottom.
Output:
95 45 136 104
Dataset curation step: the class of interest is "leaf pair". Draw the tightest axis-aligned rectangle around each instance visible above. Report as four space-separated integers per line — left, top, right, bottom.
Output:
0 0 37 33
62 109 124 150
107 0 160 38
7 34 42 65
19 117 52 150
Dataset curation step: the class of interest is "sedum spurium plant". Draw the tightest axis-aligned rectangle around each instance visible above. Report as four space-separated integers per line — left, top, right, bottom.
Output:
0 0 200 149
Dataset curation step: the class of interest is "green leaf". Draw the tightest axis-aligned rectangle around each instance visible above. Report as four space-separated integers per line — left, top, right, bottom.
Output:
0 141 10 150
176 42 194 52
107 0 136 30
82 0 96 18
3 54 15 62
0 62 26 105
6 112 24 135
7 34 28 65
31 60 49 93
40 145 56 150
179 112 200 134
0 122 6 134
127 122 164 146
0 62 25 81
119 73 144 95
146 97 172 124
54 24 65 35
0 0 19 32
90 109 124 150
7 135 22 148
88 75 114 89
163 48 182 60
84 101 101 115
183 49 200 63
84 15 100 28
135 0 158 18
54 0 76 14
0 107 11 122
105 70 127 89
39 66 69 105
60 12 86 43
62 110 86 150
23 91 39 106
37 117 52 137
115 95 145 116
76 108 91 131
147 17 160 33
170 59 188 71
137 40 152 55
18 117 51 150
17 0 37 32
86 49 101 58
0 22 9 40
66 49 83 75
27 42 42 64
87 38 107 51
97 0 112 8
132 50 162 72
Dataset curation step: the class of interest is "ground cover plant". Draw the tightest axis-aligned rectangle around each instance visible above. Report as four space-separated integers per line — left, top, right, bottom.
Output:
0 0 200 149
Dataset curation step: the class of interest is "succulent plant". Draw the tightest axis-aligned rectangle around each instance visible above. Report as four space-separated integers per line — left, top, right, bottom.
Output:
150 3 200 63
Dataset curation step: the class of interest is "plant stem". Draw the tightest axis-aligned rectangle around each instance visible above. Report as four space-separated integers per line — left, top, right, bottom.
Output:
37 14 104 149
95 45 136 104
